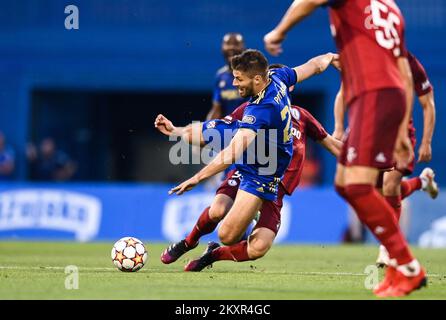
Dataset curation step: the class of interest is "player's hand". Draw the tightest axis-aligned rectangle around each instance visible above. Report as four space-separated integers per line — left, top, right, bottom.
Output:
332 127 344 141
317 53 340 73
169 176 200 195
417 142 432 163
330 53 342 71
393 131 414 171
154 114 175 136
264 29 286 56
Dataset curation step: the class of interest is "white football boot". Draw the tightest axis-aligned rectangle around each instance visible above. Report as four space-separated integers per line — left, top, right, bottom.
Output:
420 167 439 199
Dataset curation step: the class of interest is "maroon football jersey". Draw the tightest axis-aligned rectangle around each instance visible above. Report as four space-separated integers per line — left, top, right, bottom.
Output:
227 104 328 195
408 52 433 98
328 0 408 104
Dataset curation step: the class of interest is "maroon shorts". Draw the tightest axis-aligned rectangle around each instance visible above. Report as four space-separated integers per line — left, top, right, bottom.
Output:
253 184 285 235
216 169 241 200
216 169 284 235
339 88 406 170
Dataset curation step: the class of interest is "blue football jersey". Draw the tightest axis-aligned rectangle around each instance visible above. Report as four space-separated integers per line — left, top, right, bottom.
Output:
213 66 248 115
236 67 297 190
202 118 239 152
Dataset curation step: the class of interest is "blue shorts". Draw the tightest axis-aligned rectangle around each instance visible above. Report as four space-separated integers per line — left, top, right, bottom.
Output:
238 173 279 201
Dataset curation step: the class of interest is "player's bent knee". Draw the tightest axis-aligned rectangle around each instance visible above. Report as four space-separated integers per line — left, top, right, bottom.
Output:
247 228 274 260
383 177 401 195
247 239 271 260
209 204 227 221
218 226 240 245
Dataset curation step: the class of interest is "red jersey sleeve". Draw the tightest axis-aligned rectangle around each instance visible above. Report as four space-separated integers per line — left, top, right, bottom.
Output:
299 107 328 141
407 52 433 97
223 102 248 121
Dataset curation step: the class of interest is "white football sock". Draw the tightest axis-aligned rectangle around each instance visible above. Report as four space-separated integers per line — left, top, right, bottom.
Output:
397 259 421 277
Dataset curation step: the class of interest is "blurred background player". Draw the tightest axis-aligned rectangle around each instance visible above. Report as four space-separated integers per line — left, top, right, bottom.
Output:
0 131 15 181
333 51 438 266
264 0 427 297
206 33 247 120
26 137 77 182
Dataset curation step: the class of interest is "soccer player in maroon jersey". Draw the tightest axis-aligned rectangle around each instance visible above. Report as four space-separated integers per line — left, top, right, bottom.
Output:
264 0 427 297
155 101 341 271
333 51 438 266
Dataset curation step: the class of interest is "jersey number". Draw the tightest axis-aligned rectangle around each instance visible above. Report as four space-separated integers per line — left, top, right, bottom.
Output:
369 0 402 57
281 105 292 143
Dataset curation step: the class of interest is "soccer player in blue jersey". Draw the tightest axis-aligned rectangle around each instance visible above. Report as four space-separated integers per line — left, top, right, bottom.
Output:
206 33 248 120
169 49 339 271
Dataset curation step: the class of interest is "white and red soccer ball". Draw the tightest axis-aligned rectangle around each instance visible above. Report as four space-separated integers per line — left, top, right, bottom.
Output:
111 237 148 272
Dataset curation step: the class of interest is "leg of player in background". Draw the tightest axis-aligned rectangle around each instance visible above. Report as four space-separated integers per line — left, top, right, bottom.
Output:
185 194 233 247
377 167 439 267
160 194 233 264
184 187 284 271
161 170 242 264
401 168 439 200
375 170 403 267
184 189 264 271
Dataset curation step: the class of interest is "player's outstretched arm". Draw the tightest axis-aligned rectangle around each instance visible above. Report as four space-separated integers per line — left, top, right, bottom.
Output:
154 114 205 147
293 53 340 83
418 90 436 162
169 128 256 195
264 0 328 56
319 134 343 157
333 84 346 140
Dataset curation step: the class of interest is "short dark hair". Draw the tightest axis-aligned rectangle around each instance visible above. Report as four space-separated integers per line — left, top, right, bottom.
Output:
268 63 287 70
231 49 269 79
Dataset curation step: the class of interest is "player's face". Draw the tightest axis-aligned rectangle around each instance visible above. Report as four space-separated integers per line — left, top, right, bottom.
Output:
222 41 244 65
232 70 254 98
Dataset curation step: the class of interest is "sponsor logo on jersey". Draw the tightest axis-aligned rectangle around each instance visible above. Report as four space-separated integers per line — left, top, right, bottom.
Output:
422 80 431 91
0 189 102 242
242 115 256 125
290 107 300 121
375 152 387 163
347 147 357 163
206 121 216 129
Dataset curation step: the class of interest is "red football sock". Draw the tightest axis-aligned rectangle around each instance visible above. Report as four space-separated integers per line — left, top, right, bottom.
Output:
210 240 250 262
401 177 422 200
385 195 402 221
344 184 414 265
185 207 219 247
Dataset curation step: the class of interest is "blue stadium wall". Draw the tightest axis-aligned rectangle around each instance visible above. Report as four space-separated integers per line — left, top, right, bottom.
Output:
0 0 445 185
0 183 444 245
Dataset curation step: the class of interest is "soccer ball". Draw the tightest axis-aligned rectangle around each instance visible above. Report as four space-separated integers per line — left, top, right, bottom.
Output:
111 237 148 272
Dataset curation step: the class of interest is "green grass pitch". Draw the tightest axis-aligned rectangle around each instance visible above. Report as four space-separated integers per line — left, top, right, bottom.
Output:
0 241 445 299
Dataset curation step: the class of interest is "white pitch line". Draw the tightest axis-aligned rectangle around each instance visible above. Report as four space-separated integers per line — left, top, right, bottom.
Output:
0 266 443 278
0 266 116 271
